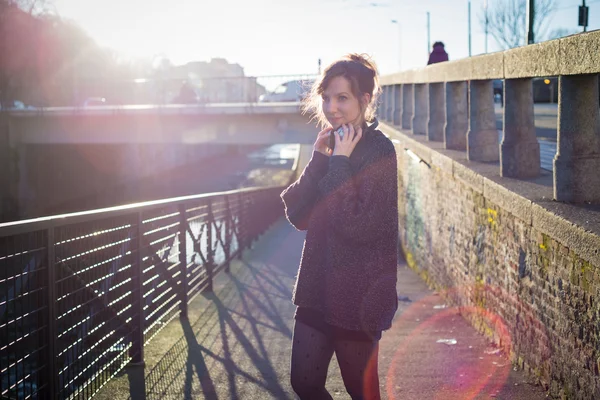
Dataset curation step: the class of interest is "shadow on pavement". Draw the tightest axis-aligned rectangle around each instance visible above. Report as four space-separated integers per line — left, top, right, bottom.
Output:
128 297 221 400
123 221 300 399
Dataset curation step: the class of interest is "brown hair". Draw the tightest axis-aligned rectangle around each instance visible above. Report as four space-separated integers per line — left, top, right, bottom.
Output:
302 53 381 129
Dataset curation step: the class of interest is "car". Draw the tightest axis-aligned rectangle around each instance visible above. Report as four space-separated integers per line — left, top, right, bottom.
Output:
259 79 314 102
0 100 35 111
171 82 200 104
83 97 107 107
492 79 503 96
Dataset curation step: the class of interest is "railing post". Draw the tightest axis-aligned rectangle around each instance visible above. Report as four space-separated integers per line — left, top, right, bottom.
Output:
224 195 231 274
467 80 499 161
46 226 57 399
402 84 414 130
393 84 402 126
412 83 428 135
386 85 394 122
251 193 258 246
444 81 468 150
237 191 244 259
131 212 145 365
554 74 600 203
500 78 540 178
427 83 445 141
206 199 214 292
178 204 188 317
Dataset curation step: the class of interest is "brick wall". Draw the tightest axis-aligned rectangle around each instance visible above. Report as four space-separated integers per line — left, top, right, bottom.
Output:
384 125 600 399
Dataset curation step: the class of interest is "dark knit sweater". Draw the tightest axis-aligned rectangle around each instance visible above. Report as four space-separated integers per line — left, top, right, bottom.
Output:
281 119 399 332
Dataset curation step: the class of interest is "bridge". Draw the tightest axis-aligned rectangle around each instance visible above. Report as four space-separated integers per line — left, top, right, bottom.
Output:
0 102 315 221
5 103 315 145
1 30 600 399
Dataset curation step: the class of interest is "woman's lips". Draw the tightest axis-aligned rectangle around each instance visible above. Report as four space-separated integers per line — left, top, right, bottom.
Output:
329 117 343 126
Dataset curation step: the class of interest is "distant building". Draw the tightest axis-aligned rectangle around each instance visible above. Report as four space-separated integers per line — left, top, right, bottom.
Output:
165 58 265 103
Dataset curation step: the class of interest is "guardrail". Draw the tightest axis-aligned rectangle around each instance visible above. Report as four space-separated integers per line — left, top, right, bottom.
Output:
0 185 287 399
378 30 600 204
4 74 318 109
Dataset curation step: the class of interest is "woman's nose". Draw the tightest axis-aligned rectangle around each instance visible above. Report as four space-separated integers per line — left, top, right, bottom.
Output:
325 100 336 113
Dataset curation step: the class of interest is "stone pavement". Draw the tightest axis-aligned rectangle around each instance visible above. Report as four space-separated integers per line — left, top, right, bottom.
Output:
94 219 549 400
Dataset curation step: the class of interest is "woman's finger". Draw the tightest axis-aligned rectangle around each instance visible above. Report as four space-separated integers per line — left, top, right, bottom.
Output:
341 124 349 141
347 124 355 142
334 126 343 145
315 128 331 144
317 127 331 138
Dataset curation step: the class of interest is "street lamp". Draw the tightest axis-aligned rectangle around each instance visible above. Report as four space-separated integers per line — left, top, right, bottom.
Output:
526 0 535 44
370 4 431 71
390 19 402 71
468 0 472 56
427 11 431 56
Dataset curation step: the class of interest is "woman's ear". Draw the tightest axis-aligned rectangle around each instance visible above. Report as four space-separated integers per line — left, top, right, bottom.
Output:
361 93 371 107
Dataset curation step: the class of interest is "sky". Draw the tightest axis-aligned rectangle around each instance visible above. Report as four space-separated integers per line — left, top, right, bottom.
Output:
51 0 600 77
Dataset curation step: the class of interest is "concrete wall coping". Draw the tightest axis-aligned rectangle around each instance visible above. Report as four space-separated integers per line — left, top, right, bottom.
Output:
380 30 600 85
380 122 600 268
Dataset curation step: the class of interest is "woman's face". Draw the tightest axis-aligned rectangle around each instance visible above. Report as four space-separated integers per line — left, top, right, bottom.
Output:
322 76 365 130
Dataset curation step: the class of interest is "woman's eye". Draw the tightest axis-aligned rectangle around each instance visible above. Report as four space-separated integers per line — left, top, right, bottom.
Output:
339 96 347 101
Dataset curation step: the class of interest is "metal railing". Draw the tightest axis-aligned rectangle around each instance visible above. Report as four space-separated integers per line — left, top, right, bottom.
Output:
5 74 318 108
0 184 287 399
378 29 600 204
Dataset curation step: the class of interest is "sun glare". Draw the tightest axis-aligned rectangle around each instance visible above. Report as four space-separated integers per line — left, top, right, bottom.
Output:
52 0 383 76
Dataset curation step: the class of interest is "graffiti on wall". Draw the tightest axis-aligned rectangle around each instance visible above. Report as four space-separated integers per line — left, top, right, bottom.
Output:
405 157 427 263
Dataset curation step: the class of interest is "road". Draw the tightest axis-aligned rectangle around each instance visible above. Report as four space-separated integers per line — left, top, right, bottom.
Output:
495 103 558 141
494 103 558 171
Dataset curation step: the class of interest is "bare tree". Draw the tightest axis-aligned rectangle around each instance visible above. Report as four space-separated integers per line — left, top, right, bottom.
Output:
480 0 556 49
547 27 578 40
0 0 163 107
3 0 49 15
0 0 38 107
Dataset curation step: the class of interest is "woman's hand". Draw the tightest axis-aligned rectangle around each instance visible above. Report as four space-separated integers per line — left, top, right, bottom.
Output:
332 124 362 158
313 127 333 156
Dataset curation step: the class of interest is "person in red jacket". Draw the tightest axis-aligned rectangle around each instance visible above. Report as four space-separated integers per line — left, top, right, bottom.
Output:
427 41 449 65
281 53 399 400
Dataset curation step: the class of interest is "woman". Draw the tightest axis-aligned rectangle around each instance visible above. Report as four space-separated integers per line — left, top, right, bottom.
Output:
427 41 449 65
280 53 399 400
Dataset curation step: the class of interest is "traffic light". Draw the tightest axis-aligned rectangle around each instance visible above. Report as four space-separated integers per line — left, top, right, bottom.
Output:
579 6 589 28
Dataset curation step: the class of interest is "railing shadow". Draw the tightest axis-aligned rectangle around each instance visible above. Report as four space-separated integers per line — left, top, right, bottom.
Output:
129 291 222 400
211 291 289 399
125 272 293 399
181 316 218 400
116 218 301 399
234 262 293 337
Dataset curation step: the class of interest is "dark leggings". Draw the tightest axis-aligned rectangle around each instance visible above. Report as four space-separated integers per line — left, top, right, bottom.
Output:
290 320 381 400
